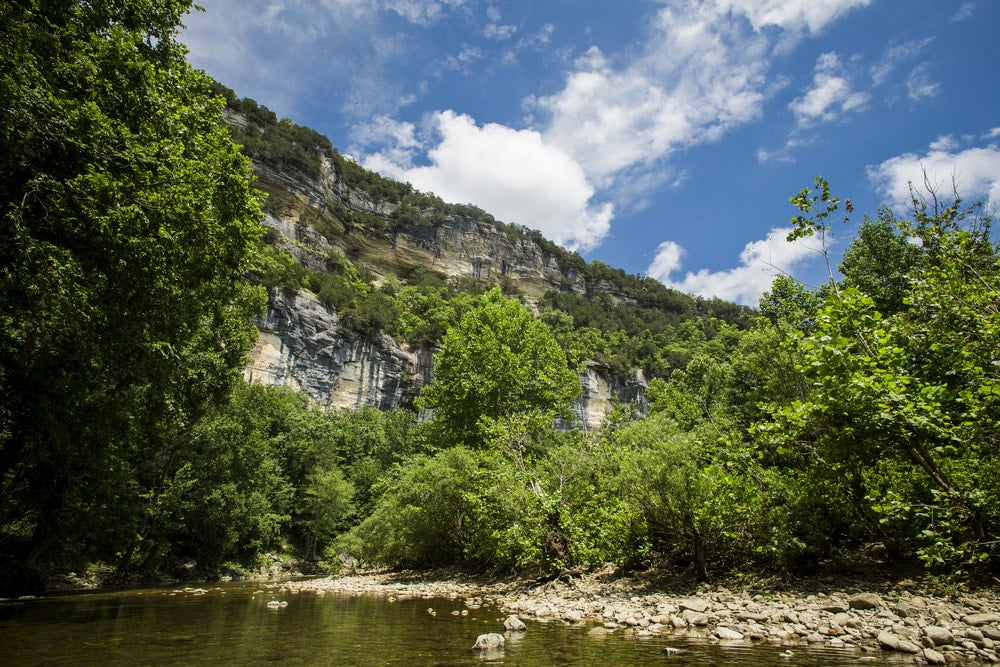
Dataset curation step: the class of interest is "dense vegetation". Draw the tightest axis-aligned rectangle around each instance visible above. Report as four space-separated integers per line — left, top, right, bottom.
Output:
1 3 996 594
0 0 265 592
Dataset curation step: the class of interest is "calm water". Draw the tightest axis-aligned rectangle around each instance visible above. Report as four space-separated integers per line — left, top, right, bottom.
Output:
0 581 912 666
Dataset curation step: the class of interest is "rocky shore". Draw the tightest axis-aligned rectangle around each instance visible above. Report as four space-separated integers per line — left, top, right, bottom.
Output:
273 568 1000 664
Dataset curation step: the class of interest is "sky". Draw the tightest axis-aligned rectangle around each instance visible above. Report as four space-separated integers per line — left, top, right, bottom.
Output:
182 0 1000 306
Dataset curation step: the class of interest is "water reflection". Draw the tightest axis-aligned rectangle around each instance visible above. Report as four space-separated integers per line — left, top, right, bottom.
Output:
0 581 910 666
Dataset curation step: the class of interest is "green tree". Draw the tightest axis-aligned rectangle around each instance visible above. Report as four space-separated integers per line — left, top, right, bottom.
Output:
417 286 579 449
839 206 924 314
616 414 717 581
763 188 1000 571
336 447 482 568
0 1 264 591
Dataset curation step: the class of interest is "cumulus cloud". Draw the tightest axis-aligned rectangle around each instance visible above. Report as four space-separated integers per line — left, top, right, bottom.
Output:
535 0 870 190
484 22 516 40
867 136 1000 209
363 111 613 251
789 52 869 126
353 0 870 254
646 228 820 306
536 12 768 186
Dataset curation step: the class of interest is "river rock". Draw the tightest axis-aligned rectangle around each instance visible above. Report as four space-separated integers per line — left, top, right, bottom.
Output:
504 615 526 632
715 626 744 640
679 598 709 613
965 630 990 650
965 613 1000 626
849 593 882 610
472 633 505 651
923 625 954 646
922 648 947 665
878 630 922 654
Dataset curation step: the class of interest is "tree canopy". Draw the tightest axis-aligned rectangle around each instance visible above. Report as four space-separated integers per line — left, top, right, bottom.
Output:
417 286 579 448
0 0 264 590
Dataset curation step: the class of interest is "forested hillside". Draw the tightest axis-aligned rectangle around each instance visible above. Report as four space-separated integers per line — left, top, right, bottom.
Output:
1 2 996 594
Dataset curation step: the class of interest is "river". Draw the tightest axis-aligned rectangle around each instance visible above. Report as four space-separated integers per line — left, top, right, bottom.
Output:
1 581 915 665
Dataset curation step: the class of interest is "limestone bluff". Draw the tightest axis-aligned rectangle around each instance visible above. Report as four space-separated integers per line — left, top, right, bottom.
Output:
239 134 648 430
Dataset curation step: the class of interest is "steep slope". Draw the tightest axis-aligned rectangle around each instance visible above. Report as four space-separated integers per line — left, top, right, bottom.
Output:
216 85 750 427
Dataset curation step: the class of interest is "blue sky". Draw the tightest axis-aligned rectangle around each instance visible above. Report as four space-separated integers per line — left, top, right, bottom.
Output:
182 0 1000 306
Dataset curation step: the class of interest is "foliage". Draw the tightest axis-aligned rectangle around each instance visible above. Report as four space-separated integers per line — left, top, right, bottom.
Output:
417 287 580 448
838 206 924 314
336 447 481 568
0 0 265 591
7 16 998 590
212 82 333 183
762 190 1000 571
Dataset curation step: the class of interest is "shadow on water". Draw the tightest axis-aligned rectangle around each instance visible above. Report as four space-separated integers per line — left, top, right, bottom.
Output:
0 581 914 666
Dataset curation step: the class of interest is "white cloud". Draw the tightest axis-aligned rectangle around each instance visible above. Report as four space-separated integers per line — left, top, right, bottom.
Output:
646 228 820 306
377 0 468 27
951 2 975 22
363 111 613 251
353 0 871 254
789 52 869 126
870 37 934 85
484 23 516 40
535 7 772 187
867 137 1000 210
646 241 686 282
533 0 870 191
906 63 940 101
757 135 815 164
928 135 958 152
715 0 872 33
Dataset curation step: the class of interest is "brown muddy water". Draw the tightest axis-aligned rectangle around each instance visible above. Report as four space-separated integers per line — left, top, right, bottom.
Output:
0 581 915 665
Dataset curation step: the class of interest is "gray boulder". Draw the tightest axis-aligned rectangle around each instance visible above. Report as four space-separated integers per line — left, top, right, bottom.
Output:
472 633 505 651
715 626 745 640
922 648 947 665
965 613 1000 626
504 615 526 632
878 630 921 654
923 625 954 646
679 598 709 613
848 593 882 610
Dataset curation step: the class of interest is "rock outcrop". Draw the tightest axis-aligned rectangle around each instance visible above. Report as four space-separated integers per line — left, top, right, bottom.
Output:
244 287 645 429
242 151 647 428
245 289 426 411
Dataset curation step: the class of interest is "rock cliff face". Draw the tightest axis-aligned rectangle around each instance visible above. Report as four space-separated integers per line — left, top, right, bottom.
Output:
245 289 427 411
253 158 588 301
243 155 646 429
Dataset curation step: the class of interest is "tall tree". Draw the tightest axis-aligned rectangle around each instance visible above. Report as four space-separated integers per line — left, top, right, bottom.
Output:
0 1 264 591
766 188 999 570
838 206 924 314
417 286 579 449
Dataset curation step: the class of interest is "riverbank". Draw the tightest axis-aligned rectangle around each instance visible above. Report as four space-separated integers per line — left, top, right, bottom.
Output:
274 567 1000 664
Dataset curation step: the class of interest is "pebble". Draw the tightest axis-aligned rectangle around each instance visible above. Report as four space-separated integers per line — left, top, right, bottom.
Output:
280 570 999 663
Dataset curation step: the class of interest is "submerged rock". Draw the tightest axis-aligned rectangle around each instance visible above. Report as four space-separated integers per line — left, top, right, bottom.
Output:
472 633 505 651
504 615 526 632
